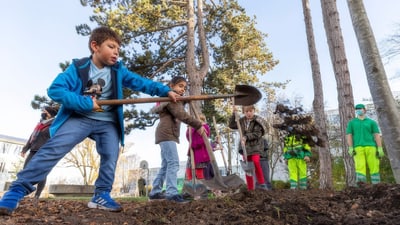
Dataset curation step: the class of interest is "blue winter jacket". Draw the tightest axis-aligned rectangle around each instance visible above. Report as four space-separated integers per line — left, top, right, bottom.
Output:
47 57 171 145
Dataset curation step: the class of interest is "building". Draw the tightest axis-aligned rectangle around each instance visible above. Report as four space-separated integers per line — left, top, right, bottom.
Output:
0 134 26 191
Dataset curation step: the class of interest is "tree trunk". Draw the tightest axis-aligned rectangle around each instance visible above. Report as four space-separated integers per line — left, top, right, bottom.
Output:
320 0 356 187
302 0 333 190
186 0 210 113
347 0 400 183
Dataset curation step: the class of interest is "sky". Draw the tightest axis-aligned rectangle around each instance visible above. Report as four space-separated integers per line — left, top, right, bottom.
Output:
1 0 400 169
237 0 400 110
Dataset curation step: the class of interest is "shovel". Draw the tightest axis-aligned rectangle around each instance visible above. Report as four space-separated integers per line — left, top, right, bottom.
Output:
181 102 230 197
212 116 229 174
187 102 245 192
186 118 208 199
97 85 262 106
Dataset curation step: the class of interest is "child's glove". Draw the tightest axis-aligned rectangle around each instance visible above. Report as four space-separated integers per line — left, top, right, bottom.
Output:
348 147 355 156
377 147 384 158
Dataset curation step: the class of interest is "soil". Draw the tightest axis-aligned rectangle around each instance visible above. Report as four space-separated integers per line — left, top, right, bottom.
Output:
1 183 400 225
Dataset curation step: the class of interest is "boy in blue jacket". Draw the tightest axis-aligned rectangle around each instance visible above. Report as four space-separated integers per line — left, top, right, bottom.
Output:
0 26 179 215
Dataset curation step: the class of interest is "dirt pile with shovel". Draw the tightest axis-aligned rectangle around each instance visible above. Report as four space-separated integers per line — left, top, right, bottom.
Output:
1 183 400 225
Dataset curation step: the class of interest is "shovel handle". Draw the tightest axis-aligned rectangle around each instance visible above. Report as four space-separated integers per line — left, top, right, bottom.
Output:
97 94 237 106
212 116 228 173
235 111 249 161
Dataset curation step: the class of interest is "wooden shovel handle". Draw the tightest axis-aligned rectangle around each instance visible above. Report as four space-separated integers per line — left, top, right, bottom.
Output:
97 94 237 106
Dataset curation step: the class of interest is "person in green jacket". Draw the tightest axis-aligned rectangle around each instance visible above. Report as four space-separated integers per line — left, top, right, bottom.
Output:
346 104 383 184
283 133 311 190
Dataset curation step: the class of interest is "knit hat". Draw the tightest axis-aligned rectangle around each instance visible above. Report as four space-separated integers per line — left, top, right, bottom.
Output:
354 104 365 109
45 106 59 117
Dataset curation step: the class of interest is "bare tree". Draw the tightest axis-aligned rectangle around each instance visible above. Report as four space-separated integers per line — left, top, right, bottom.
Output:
114 152 140 194
320 0 356 187
258 85 287 186
62 138 99 185
302 0 332 189
381 23 400 64
347 0 400 183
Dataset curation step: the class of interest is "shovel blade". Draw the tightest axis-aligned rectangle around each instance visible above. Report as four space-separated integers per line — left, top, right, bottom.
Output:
201 174 245 191
181 181 208 197
234 85 262 106
240 160 255 173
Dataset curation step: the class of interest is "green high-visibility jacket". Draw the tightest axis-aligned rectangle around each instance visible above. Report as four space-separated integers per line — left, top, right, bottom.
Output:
283 134 311 160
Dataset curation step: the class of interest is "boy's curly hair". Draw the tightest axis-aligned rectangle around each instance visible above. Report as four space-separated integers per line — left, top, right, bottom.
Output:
89 27 122 53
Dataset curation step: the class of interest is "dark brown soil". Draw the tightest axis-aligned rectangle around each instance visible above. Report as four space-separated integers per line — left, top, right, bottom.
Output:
1 183 400 225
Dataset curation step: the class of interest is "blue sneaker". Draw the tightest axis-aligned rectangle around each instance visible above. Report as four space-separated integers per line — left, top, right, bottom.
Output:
166 194 190 203
0 187 27 215
87 192 122 212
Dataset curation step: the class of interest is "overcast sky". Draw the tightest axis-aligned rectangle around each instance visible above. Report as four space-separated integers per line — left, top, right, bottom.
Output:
1 0 400 168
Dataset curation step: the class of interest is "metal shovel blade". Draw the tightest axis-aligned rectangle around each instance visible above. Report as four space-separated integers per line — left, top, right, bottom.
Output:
234 85 262 106
240 160 255 173
181 181 208 197
201 174 245 190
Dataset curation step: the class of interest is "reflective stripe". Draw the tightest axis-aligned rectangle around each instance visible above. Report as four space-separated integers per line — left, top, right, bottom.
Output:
286 146 304 150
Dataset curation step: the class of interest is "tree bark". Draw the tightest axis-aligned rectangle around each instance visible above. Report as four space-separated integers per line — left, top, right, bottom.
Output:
347 0 400 183
320 0 356 187
186 0 210 113
302 0 333 190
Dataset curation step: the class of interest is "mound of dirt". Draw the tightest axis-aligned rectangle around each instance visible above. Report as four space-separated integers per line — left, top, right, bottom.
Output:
1 183 400 225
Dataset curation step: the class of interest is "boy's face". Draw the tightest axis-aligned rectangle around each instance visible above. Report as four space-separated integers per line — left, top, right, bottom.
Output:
91 39 120 68
243 107 255 119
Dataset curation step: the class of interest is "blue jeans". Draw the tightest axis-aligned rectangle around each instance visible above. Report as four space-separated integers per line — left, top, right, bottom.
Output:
150 141 179 197
10 116 120 194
